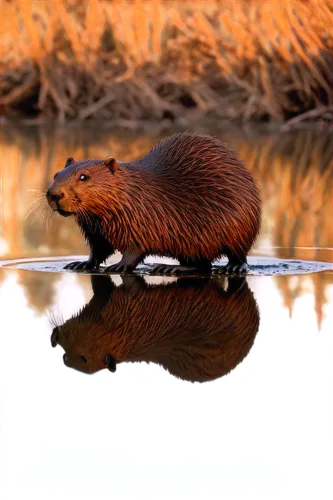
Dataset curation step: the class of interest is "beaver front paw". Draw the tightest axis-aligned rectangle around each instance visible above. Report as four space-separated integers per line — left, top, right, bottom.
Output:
64 260 97 271
150 264 199 276
104 263 134 274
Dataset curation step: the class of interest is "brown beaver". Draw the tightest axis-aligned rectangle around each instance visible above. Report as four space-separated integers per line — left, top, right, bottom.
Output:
46 132 261 274
50 275 260 382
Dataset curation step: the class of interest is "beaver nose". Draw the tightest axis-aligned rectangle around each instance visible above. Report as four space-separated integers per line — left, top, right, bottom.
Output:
46 189 64 202
63 353 68 365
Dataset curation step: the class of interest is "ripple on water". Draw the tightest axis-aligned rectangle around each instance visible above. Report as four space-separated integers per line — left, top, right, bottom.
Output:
0 256 332 276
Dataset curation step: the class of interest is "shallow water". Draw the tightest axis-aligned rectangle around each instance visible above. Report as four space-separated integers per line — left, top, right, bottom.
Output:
1 255 333 276
0 125 332 500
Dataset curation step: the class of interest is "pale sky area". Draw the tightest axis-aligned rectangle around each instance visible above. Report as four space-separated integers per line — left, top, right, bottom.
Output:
0 270 332 500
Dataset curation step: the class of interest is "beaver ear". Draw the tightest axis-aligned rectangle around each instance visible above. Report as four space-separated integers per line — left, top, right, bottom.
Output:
105 156 117 174
65 157 75 168
104 354 117 372
51 326 59 348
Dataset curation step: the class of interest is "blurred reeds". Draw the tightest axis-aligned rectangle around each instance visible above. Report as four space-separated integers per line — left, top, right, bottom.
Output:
1 0 333 125
1 125 332 324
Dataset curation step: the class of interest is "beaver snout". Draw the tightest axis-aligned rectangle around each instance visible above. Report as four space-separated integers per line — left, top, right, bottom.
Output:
47 190 64 203
46 185 73 216
46 186 64 206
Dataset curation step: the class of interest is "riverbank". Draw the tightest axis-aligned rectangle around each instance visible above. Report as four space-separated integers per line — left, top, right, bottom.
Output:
1 0 333 126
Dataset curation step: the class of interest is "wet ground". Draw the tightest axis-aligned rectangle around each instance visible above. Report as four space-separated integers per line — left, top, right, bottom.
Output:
0 125 332 500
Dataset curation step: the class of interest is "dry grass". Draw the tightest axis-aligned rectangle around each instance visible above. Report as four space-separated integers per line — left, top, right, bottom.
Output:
1 0 333 124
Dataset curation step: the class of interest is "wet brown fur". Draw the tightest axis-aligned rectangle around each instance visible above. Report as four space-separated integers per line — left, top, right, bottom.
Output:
53 276 260 382
47 132 261 268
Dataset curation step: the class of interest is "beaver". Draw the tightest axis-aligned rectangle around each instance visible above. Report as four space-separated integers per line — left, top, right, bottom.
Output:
50 275 260 382
46 132 261 274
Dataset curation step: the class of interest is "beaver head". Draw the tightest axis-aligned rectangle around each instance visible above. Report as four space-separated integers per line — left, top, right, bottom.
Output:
46 156 118 217
51 324 117 374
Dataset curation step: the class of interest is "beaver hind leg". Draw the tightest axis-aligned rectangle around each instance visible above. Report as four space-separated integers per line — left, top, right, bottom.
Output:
104 249 145 274
214 248 248 275
150 258 212 276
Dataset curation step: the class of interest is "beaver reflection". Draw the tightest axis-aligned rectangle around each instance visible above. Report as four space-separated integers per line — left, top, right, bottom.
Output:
51 275 260 382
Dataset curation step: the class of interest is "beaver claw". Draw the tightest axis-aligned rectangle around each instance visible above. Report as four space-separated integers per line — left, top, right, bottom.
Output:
104 263 133 274
64 260 96 271
213 262 248 275
150 264 199 276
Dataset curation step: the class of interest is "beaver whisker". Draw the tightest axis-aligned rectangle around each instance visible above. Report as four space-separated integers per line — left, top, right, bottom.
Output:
27 189 46 195
31 202 47 228
41 203 52 228
25 202 42 221
48 309 64 329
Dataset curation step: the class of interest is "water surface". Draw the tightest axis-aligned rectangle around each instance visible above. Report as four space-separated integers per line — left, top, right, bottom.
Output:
0 125 332 500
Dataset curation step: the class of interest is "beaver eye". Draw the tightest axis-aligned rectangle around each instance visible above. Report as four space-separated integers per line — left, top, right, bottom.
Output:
53 172 58 180
79 174 89 181
80 355 88 364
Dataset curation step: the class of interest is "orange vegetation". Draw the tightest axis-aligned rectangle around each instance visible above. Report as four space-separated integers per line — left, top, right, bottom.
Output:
1 0 333 124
